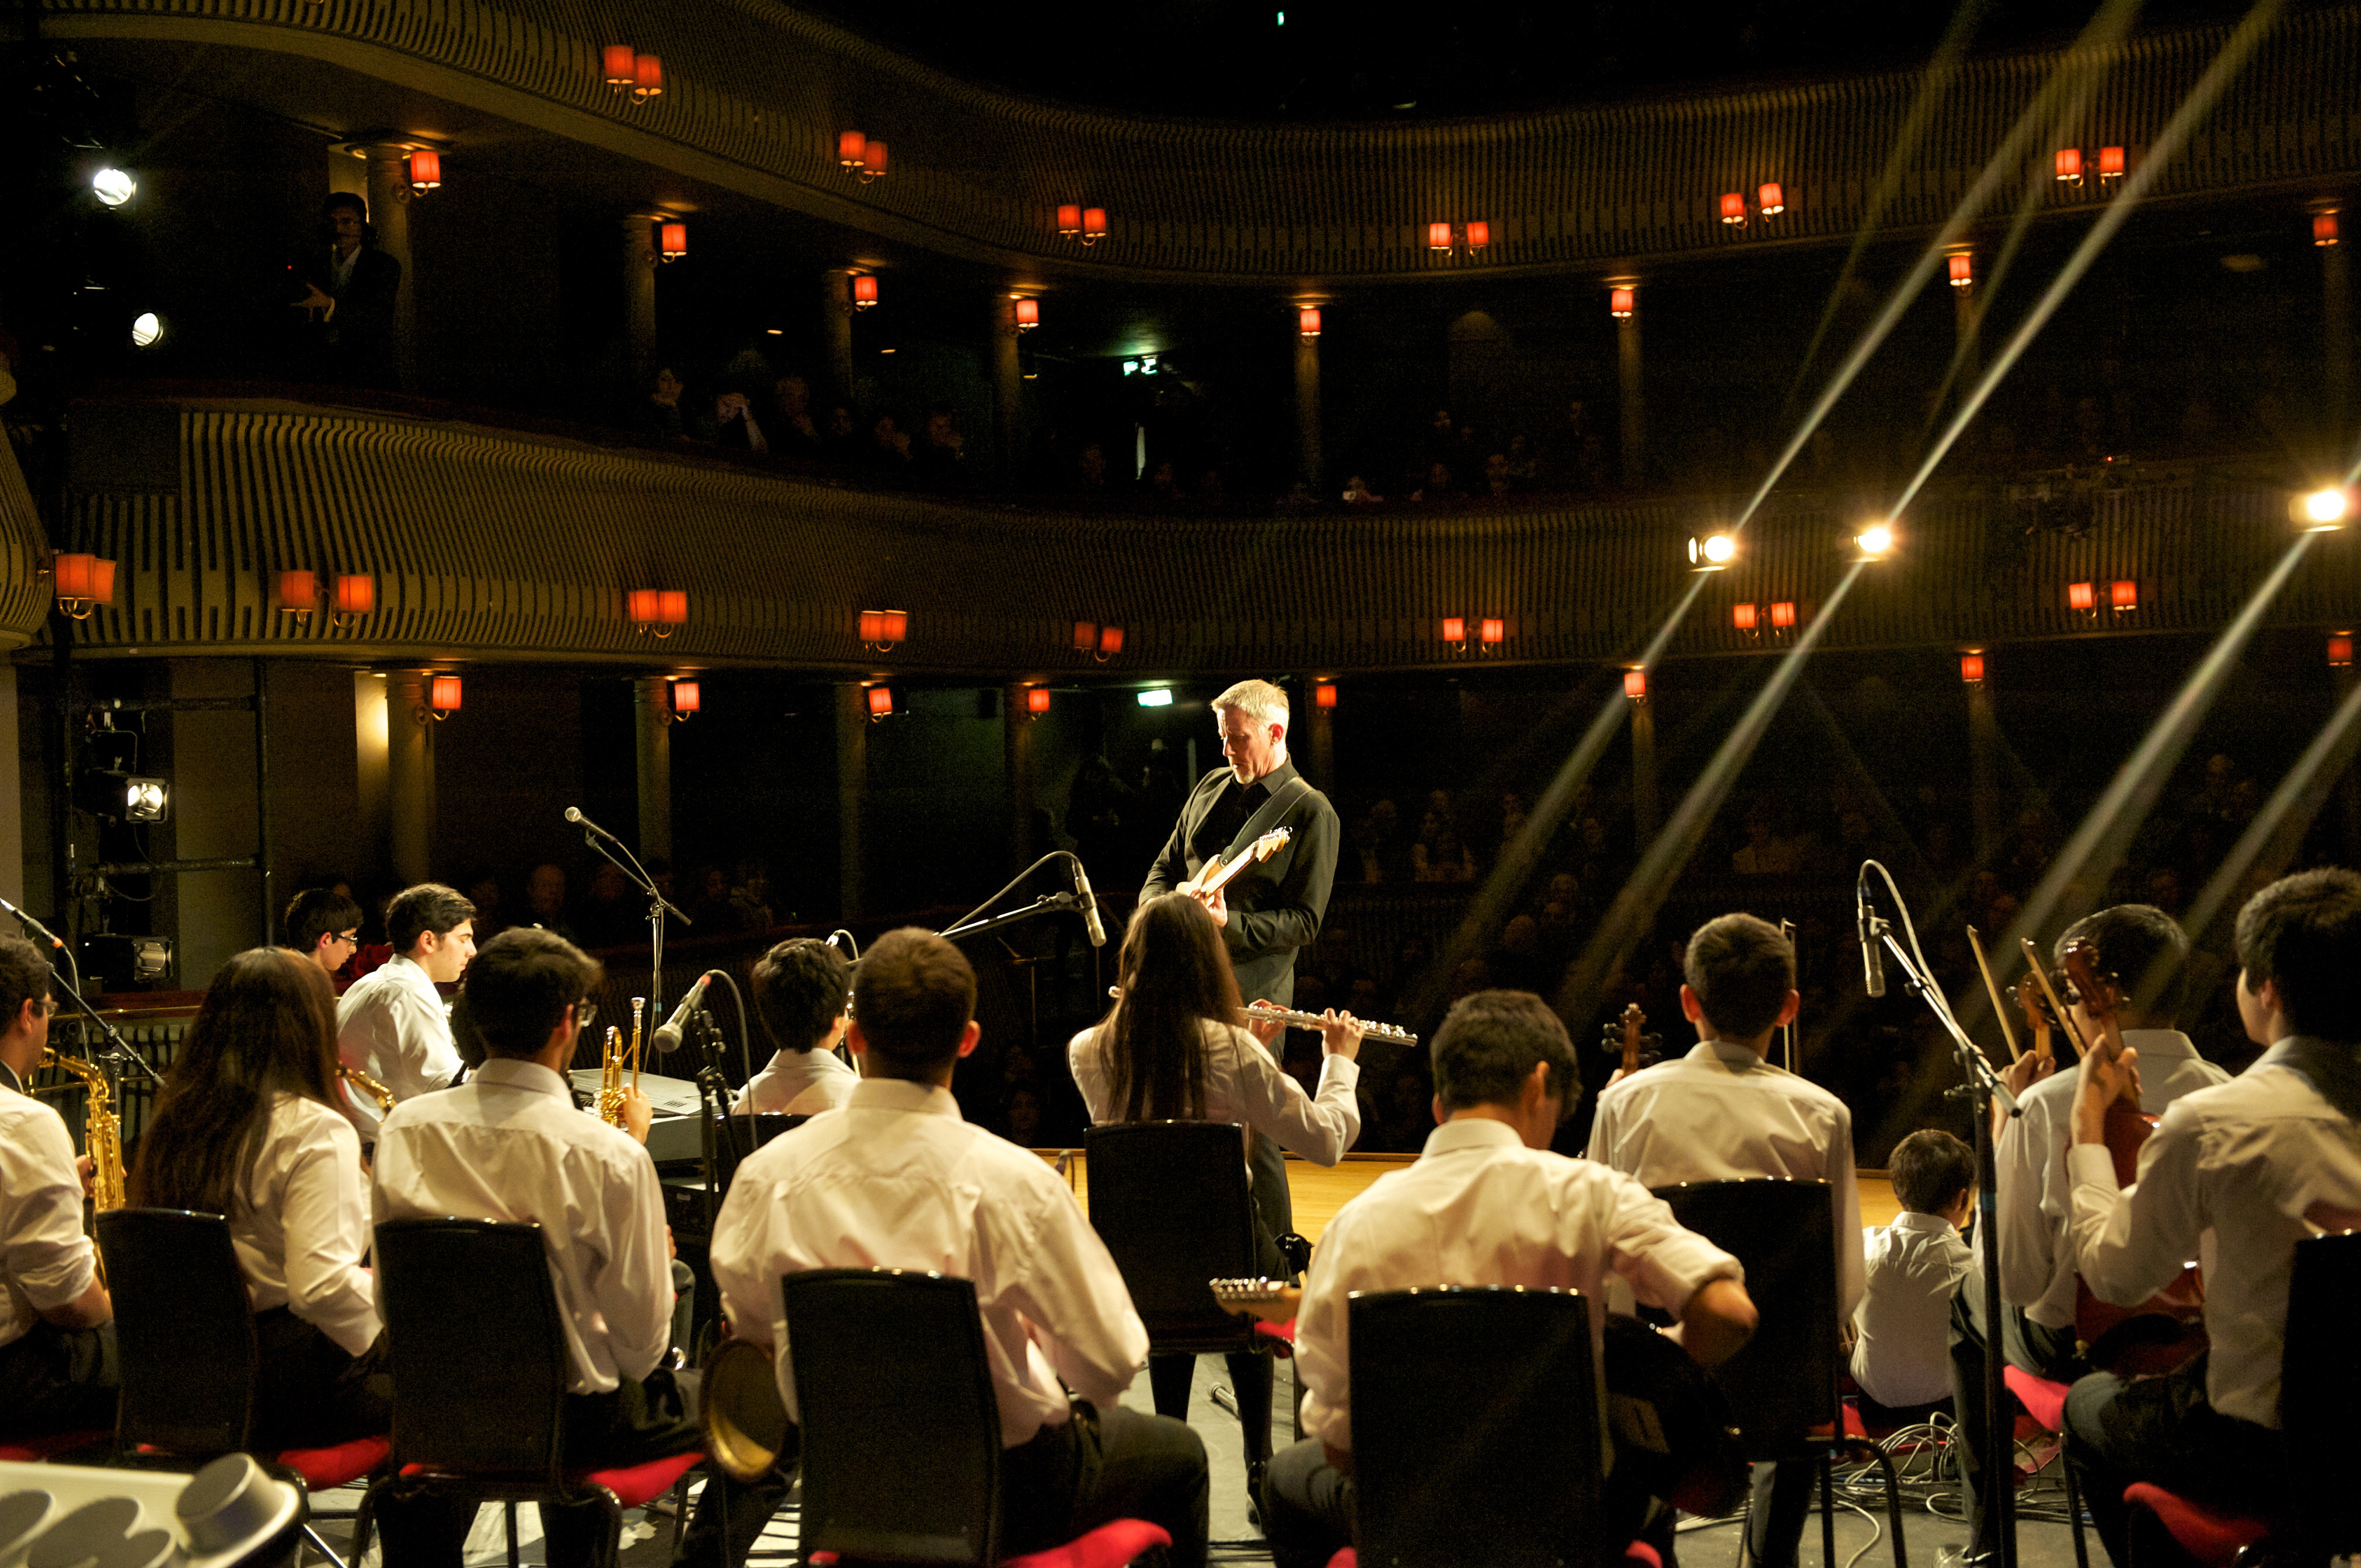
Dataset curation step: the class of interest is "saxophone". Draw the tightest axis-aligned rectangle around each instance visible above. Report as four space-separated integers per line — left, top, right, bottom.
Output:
338 1063 397 1115
41 1048 125 1212
598 997 645 1128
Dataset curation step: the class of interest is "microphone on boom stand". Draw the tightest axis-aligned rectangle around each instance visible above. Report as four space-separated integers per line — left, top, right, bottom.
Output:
1856 872 1886 999
1069 857 1107 949
651 971 721 1054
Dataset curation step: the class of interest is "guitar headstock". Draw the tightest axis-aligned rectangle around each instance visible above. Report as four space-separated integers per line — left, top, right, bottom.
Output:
1209 1276 1300 1323
1245 826 1292 864
2014 971 2060 1035
2059 938 2122 1024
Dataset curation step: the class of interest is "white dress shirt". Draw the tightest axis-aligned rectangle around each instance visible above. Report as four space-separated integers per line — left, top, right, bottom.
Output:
1589 1039 1865 1318
1295 1116 1742 1453
370 1057 672 1394
1849 1210 1972 1407
730 1047 859 1117
708 1077 1148 1448
336 955 461 1134
2067 1039 2361 1429
1067 1018 1362 1164
0 1073 99 1352
234 1093 381 1356
1993 1029 2229 1329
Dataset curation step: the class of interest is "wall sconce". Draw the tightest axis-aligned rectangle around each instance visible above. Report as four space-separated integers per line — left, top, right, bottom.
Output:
1069 621 1121 660
2110 579 2138 613
1478 617 1505 648
1080 208 1105 245
1026 686 1052 716
669 679 700 722
1464 221 1490 249
839 131 866 167
276 570 318 619
2294 487 2352 529
857 141 887 182
416 673 462 723
1732 603 1759 633
1960 652 1986 685
1095 626 1124 661
866 685 894 721
602 44 636 88
2097 146 2125 180
2055 148 2083 186
53 553 116 620
2329 633 2353 668
2069 581 2097 612
1720 192 1748 226
1609 285 1635 320
1057 204 1082 237
657 221 688 262
1623 669 1648 701
1769 601 1798 630
850 273 879 310
1948 252 1974 288
628 588 688 637
1427 222 1453 252
1757 182 1785 215
1428 222 1489 254
1439 616 1468 652
1313 681 1338 710
1012 296 1039 331
331 574 375 627
2317 212 2342 247
1298 306 1322 338
859 609 908 652
405 149 441 198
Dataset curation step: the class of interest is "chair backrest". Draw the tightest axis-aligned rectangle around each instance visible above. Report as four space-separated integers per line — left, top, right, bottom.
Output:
1349 1287 1603 1568
1084 1121 1258 1347
783 1268 1001 1566
2280 1229 2361 1549
95 1209 257 1457
1651 1179 1837 1458
373 1218 569 1482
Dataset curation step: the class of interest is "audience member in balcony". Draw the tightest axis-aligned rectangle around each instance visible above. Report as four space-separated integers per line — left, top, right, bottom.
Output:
524 863 576 943
1340 474 1384 505
1143 460 1183 503
1195 467 1226 508
640 368 687 441
698 389 768 452
575 862 640 950
292 192 402 389
1072 442 1110 493
1407 461 1459 505
730 864 776 931
1413 819 1475 883
1482 451 1518 498
766 375 824 459
912 403 967 486
869 412 913 473
687 866 744 934
822 404 859 460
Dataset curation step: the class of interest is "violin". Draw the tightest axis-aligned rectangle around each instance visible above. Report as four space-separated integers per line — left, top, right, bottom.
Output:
2014 971 2059 1067
2057 938 2207 1374
1600 1003 1662 1079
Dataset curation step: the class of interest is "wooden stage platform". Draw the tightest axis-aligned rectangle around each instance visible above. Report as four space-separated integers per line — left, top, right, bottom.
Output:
1037 1150 1902 1242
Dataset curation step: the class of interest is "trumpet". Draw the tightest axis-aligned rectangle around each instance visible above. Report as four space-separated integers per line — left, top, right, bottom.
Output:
1106 987 1418 1046
339 1063 397 1116
598 997 645 1128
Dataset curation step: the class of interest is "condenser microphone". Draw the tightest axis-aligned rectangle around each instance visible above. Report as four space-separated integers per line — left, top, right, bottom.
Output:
1071 858 1107 948
0 896 64 951
1857 878 1886 1000
651 970 717 1053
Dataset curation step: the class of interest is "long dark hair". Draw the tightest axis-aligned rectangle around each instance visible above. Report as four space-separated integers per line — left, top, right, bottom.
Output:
130 948 342 1216
1097 894 1245 1122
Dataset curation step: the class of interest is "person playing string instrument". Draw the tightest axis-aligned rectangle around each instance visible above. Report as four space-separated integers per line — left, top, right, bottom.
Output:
1264 990 1756 1568
1948 903 2227 1557
2062 869 2361 1565
0 934 116 1442
1069 893 1364 1513
128 948 389 1448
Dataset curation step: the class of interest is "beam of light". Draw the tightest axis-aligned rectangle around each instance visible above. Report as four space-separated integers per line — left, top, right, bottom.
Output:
1961 531 2318 1025
1556 562 1872 1021
1892 0 2288 516
2181 676 2361 947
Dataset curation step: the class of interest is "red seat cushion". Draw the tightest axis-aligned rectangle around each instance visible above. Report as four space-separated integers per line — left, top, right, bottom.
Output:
0 1430 110 1463
1624 1544 1663 1568
2124 1483 2271 1568
1003 1517 1173 1568
1841 1403 1868 1440
277 1435 390 1491
1326 1552 1356 1568
582 1451 701 1510
2003 1364 2071 1433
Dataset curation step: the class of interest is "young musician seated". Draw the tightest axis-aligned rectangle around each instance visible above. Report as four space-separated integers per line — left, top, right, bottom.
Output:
1952 903 2227 1552
1849 1129 1973 1427
336 882 476 1135
2063 868 2361 1565
129 948 389 1448
285 886 364 980
1586 913 1860 1568
728 937 856 1116
371 928 683 1568
1264 989 1756 1568
1068 893 1363 1510
679 929 1208 1568
0 935 117 1441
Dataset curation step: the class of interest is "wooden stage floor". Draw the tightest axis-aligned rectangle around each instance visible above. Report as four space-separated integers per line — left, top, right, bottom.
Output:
1038 1149 1902 1242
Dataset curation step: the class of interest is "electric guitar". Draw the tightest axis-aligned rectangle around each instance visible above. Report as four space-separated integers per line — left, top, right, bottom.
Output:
1179 827 1292 902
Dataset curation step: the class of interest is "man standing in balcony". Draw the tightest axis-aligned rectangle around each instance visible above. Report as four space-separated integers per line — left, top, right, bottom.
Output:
291 192 401 389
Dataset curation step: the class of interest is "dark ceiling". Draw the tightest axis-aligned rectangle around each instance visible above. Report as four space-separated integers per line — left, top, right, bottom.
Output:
796 0 2276 120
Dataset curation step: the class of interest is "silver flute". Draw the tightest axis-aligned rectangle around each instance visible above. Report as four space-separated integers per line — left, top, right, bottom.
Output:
1107 987 1418 1046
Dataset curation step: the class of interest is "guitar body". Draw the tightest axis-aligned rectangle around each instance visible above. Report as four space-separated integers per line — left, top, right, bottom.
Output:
1603 1313 1746 1517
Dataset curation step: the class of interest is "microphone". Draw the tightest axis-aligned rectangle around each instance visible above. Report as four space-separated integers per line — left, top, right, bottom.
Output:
1857 881 1886 999
0 896 65 952
650 970 717 1054
1070 857 1107 949
563 806 619 841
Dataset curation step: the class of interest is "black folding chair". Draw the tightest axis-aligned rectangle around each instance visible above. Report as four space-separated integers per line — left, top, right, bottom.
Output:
96 1208 386 1568
782 1266 1168 1566
359 1218 698 1568
1651 1179 1906 1568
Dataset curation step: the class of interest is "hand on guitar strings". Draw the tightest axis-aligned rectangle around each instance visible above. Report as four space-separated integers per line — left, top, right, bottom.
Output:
2071 1038 2143 1147
1191 884 1229 927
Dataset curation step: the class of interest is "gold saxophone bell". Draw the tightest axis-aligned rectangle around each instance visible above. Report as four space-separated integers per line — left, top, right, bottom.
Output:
700 1337 790 1482
339 1063 397 1115
42 1046 125 1286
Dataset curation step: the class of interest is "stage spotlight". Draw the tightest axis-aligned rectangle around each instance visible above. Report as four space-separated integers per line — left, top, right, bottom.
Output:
92 168 136 207
1854 523 1895 558
75 769 170 823
1136 689 1174 708
130 312 164 348
1687 533 1737 570
2293 487 2350 530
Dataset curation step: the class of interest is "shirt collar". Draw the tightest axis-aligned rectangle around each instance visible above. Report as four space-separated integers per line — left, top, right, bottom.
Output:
0 1057 22 1095
386 953 441 991
2119 1028 2198 1060
1889 1209 1965 1238
472 1057 570 1098
850 1076 962 1119
1688 1039 1770 1071
1420 1117 1525 1158
1232 757 1299 795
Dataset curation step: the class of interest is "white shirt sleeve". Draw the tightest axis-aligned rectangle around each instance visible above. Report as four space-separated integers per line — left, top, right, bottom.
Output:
279 1112 383 1356
991 1180 1148 1410
2066 1106 2208 1309
595 1149 676 1382
1827 1106 1866 1319
1 1108 99 1315
1223 1026 1361 1164
1993 1089 2060 1308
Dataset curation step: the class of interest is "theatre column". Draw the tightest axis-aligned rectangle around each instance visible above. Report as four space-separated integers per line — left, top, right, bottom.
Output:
1301 677 1335 794
990 293 1024 483
1950 251 1983 392
1628 682 1659 843
622 212 664 386
1005 685 1035 878
1613 281 1647 490
353 143 417 389
385 671 436 888
822 268 856 404
836 683 870 919
633 676 674 864
1294 304 1324 494
1969 671 2001 858
2320 204 2350 444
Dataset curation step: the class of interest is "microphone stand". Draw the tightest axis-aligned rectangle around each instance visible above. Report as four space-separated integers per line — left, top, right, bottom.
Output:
572 821 690 1018
2 902 165 1096
936 893 1085 944
1867 897 2021 1568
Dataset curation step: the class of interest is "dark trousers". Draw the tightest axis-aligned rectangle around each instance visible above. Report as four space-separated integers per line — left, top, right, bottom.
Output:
2063 1354 2286 1568
375 1368 698 1568
252 1308 393 1451
677 1403 1208 1568
1947 1279 2083 1549
0 1319 117 1440
1745 1461 1818 1568
1149 1352 1274 1473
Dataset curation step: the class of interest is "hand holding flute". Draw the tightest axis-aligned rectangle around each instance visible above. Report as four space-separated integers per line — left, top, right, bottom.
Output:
1246 1000 1365 1061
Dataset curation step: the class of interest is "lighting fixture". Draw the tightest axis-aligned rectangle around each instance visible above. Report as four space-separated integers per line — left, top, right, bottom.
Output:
417 673 462 722
629 54 662 103
1313 682 1337 710
670 680 700 721
1057 204 1082 236
92 168 135 207
1623 669 1647 701
1464 221 1490 249
1948 252 1973 288
130 312 163 348
406 149 441 195
839 131 867 167
2069 581 2097 612
867 685 894 720
1720 193 1747 225
1080 208 1105 245
2329 633 2353 668
2110 580 2138 612
2295 487 2350 529
1012 296 1039 331
1439 616 1467 649
627 588 689 635
1072 621 1099 651
1479 618 1505 646
857 141 888 183
2315 212 2341 247
851 273 879 310
1757 182 1784 215
2097 146 2126 179
1136 689 1173 708
74 769 170 823
1026 687 1052 715
1960 652 1986 685
1769 602 1797 630
1298 306 1322 338
1096 626 1125 658
1731 603 1759 631
53 553 116 619
276 570 318 617
2055 148 2083 185
658 222 688 262
1854 523 1895 558
1428 222 1453 251
1689 533 1736 569
859 609 908 651
1609 286 1634 320
332 574 375 626
602 44 636 86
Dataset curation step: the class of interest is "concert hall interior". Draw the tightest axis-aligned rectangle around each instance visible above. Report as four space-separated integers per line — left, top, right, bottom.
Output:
1 0 2358 1564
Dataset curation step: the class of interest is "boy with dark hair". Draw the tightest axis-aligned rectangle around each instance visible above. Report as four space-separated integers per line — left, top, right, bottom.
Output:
1951 903 2227 1554
1588 914 1859 1568
732 938 856 1116
284 886 364 977
2063 869 2361 1564
335 882 476 1133
0 935 117 1440
371 928 679 1567
685 929 1207 1568
1264 990 1756 1568
1849 1130 1973 1423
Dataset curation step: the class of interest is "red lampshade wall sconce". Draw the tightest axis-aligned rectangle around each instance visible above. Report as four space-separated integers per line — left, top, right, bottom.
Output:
2329 633 2354 668
628 589 689 637
1948 252 1974 288
1720 184 1785 226
276 571 318 619
1011 296 1040 332
2317 212 2342 247
1314 681 1338 710
838 132 887 181
53 553 117 620
2069 581 2098 613
1026 686 1053 717
859 609 908 652
1732 603 1759 633
1071 621 1124 662
2055 148 2084 185
1479 618 1506 647
668 679 700 722
1439 617 1468 652
1298 306 1322 338
603 47 661 104
850 273 879 310
331 574 375 627
866 684 895 721
657 221 688 263
1057 205 1082 237
1960 652 1986 685
2097 146 2126 180
1081 208 1106 245
1428 222 1491 256
2110 579 2138 612
1609 285 1635 320
405 149 441 198
1623 668 1648 701
1720 192 1748 225
414 672 463 724
1769 601 1798 630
